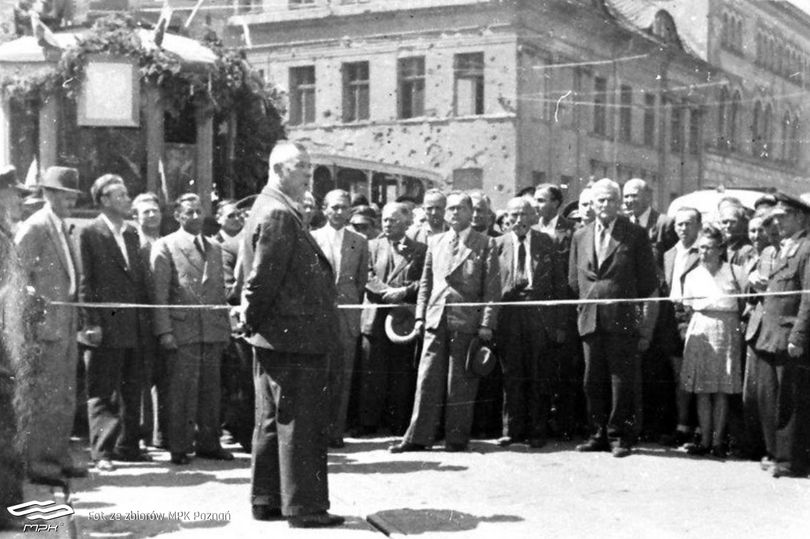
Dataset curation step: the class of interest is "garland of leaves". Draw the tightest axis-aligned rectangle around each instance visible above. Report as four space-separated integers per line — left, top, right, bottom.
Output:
0 13 286 119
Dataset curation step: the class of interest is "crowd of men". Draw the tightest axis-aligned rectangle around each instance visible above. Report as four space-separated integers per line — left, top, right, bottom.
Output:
1 140 810 530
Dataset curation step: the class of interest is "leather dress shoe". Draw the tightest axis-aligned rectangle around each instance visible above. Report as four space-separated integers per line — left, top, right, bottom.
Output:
196 448 234 461
113 451 153 463
170 453 190 465
62 464 89 478
772 464 807 478
575 439 611 452
684 443 710 456
444 443 468 452
389 441 427 453
288 512 345 528
252 505 283 521
496 436 516 447
94 459 116 472
529 438 547 449
611 446 632 458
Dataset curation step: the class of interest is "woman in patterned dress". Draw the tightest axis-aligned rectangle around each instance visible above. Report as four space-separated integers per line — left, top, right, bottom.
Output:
680 224 745 458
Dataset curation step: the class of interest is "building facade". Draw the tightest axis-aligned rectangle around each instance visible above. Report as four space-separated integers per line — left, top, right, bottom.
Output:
226 0 809 209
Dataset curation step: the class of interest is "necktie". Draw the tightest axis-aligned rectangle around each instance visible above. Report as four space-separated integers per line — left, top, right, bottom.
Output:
597 224 609 264
630 214 638 225
450 232 460 258
516 236 528 289
194 236 206 257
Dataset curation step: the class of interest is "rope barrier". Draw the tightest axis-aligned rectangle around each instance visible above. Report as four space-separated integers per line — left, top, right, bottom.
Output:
45 288 810 311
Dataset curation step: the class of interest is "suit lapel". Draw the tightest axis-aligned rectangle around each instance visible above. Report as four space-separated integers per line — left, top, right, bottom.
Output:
376 239 391 283
387 238 413 284
600 218 626 268
95 217 131 277
583 223 597 271
44 216 71 279
448 232 473 276
501 234 514 285
178 234 204 274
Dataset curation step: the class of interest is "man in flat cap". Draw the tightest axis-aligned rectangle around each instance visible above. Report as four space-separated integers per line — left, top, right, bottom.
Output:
745 193 810 478
15 165 86 483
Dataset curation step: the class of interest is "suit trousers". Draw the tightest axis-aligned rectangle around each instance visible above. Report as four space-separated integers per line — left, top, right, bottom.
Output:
404 319 479 446
251 347 329 516
85 346 143 460
357 334 417 434
742 346 768 459
748 349 810 470
0 371 23 525
139 339 167 447
498 306 551 441
327 312 358 440
21 327 79 474
582 332 639 446
166 342 223 454
551 336 585 436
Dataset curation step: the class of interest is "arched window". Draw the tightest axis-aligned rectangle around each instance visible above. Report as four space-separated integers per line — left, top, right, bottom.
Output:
730 91 741 150
717 87 729 148
782 111 792 161
792 114 800 163
722 13 730 47
752 101 762 156
763 104 772 158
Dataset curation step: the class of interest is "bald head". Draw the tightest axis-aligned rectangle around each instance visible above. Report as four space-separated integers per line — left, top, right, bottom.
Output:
623 178 652 217
267 141 311 202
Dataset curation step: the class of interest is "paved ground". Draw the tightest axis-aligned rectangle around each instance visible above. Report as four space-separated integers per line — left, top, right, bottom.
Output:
2 437 809 538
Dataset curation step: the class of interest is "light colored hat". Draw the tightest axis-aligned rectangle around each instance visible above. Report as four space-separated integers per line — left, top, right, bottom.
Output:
384 306 420 345
41 166 82 194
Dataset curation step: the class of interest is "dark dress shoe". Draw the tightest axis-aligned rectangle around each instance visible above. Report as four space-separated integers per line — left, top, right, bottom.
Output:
611 446 631 458
252 505 283 521
62 465 89 478
772 464 807 478
328 438 345 449
496 436 515 447
444 443 468 452
711 444 727 460
170 453 190 465
113 451 153 462
529 438 547 449
288 512 345 528
684 443 710 456
389 441 427 453
575 439 610 452
196 448 234 461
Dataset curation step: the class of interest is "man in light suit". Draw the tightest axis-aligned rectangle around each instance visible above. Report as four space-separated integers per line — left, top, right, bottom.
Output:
356 202 426 436
240 141 344 528
390 191 500 453
660 207 702 447
495 197 567 448
79 174 152 472
15 166 86 483
311 189 368 448
569 178 657 457
151 193 233 465
745 194 810 478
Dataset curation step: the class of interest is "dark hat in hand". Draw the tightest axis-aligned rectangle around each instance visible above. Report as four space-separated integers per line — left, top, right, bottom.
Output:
0 165 29 192
41 166 82 195
466 336 497 377
384 305 420 344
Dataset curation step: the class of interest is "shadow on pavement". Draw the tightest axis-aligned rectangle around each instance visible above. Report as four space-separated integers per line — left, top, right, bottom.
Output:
329 460 467 474
331 439 398 453
367 508 522 534
73 471 248 491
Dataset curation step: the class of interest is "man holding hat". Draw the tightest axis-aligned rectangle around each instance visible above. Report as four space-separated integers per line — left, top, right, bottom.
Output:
15 165 86 483
356 202 426 436
745 192 810 478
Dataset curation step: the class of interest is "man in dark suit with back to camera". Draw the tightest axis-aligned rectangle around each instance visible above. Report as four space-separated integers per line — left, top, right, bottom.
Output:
151 193 233 466
745 193 810 478
569 178 658 457
240 141 344 528
79 174 152 472
495 197 567 448
390 191 500 454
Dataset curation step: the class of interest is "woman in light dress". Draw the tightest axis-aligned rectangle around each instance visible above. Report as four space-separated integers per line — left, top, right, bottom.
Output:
680 224 745 458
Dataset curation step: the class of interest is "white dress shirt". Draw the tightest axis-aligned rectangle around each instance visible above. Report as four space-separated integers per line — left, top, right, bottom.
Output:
100 212 130 269
45 205 77 296
537 214 559 237
321 224 345 275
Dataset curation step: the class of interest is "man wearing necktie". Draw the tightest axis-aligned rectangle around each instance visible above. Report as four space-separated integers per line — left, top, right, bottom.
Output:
79 174 152 472
568 179 657 457
15 166 86 483
310 189 368 448
494 198 567 448
356 202 426 436
390 191 500 453
151 193 233 465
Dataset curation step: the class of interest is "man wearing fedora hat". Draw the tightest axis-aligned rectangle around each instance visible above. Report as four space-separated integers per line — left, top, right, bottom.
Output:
0 165 31 527
15 165 87 483
745 193 810 478
356 202 426 436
